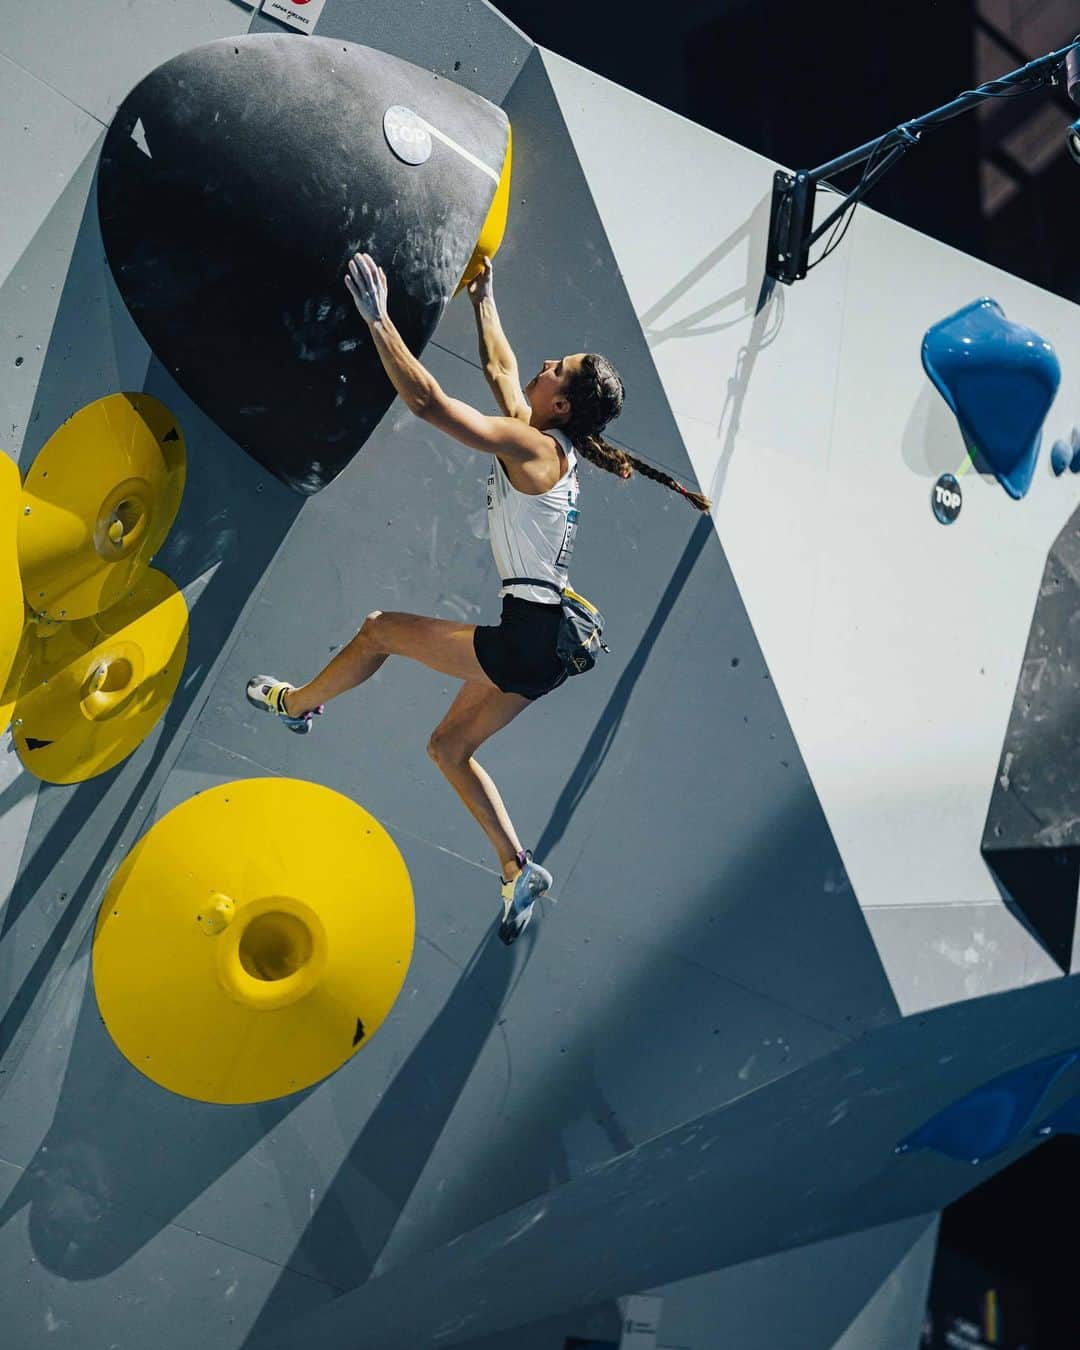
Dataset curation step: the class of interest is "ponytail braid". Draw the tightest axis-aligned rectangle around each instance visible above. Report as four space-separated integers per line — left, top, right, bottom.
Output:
563 355 711 513
575 434 711 513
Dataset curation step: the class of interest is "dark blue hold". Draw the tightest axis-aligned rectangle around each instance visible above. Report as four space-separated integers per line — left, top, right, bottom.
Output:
895 1048 1079 1164
922 298 1061 501
1070 427 1080 474
1051 439 1069 476
1033 1091 1080 1138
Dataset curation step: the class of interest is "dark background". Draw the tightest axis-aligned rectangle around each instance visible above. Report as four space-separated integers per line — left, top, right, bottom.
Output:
494 0 1080 302
923 1137 1080 1349
492 3 1080 1344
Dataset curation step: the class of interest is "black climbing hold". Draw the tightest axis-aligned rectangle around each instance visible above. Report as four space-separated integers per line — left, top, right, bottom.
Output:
24 737 53 751
983 501 1080 969
163 427 179 442
352 1017 366 1046
97 34 508 495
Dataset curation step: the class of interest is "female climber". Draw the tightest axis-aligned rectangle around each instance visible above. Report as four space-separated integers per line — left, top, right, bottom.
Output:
247 251 709 944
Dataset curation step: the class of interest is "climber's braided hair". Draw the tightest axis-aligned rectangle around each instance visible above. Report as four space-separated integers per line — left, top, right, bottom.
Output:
561 354 710 512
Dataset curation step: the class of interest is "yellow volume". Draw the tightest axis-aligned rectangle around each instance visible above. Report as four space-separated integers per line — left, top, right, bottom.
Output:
18 393 185 621
11 568 188 783
93 778 415 1104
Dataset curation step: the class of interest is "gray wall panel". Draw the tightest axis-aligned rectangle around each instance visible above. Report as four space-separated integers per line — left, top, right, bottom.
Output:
0 56 104 286
1 150 149 470
832 1216 938 1350
251 972 1080 1349
635 1213 939 1350
0 1146 339 1350
0 0 253 126
452 1213 937 1350
250 0 532 107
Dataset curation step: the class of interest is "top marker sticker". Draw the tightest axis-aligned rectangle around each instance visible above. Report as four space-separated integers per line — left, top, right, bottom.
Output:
260 0 328 34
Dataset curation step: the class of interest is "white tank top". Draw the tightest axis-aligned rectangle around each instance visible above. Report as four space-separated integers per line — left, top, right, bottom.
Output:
485 428 580 605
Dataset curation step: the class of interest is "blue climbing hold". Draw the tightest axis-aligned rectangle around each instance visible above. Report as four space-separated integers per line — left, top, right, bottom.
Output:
895 1047 1079 1164
1070 426 1080 474
1051 439 1070 476
922 297 1061 501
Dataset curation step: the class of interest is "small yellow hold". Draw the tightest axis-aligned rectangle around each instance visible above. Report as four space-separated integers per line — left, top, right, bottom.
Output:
457 122 512 293
197 893 235 935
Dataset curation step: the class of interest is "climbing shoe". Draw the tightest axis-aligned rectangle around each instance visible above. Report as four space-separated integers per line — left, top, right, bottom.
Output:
245 674 323 735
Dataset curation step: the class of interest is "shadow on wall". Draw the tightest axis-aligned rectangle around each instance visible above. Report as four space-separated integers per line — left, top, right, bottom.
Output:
535 511 713 861
901 381 972 480
240 929 522 1342
0 165 302 1113
637 190 784 506
0 938 312 1281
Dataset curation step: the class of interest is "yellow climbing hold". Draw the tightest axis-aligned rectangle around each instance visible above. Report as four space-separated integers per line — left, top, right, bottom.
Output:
93 778 415 1104
18 392 185 621
11 568 188 783
458 122 513 292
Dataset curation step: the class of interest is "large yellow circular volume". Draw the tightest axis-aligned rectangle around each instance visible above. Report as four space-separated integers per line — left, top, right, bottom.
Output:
0 453 26 735
93 779 415 1104
11 568 188 783
18 393 185 620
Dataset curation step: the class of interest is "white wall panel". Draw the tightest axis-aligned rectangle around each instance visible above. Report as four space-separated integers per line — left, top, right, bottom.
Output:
540 50 851 481
0 0 251 126
542 45 1080 1009
806 217 1080 916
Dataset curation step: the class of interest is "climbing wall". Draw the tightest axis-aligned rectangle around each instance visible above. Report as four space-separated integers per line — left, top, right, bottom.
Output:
1 3 1079 1349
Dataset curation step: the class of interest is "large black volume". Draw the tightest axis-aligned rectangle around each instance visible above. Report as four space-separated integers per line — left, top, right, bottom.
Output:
98 35 508 494
982 506 1080 970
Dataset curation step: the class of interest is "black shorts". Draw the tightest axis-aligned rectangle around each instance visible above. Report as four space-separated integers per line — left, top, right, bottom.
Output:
473 596 568 700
